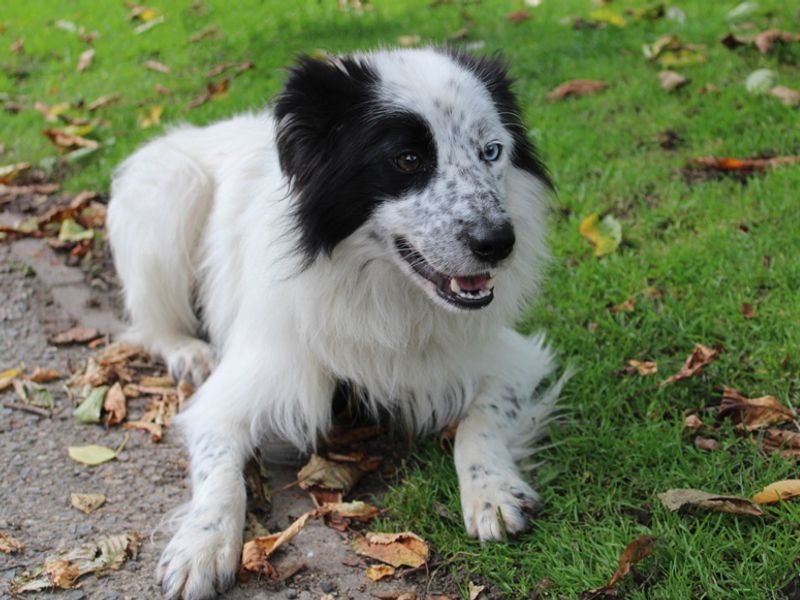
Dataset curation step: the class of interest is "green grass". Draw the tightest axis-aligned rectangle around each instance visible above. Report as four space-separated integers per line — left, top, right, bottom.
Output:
3 0 799 597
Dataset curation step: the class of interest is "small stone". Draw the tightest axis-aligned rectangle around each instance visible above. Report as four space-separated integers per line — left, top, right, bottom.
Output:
286 590 298 599
320 581 335 594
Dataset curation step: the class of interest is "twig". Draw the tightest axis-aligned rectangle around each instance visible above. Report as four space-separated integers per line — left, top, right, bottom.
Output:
3 402 51 418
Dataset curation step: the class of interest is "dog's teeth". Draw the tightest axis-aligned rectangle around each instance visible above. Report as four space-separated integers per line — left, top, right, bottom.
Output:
486 277 495 290
450 278 461 294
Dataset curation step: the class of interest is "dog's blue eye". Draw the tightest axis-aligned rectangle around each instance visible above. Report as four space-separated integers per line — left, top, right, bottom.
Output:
482 141 503 162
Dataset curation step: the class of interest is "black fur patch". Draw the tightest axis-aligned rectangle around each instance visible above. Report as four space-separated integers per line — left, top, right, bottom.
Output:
274 55 437 261
442 49 553 188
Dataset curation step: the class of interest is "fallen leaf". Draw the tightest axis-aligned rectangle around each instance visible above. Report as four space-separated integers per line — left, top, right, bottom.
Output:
610 297 635 314
143 59 170 74
0 162 31 183
759 428 800 458
718 387 795 431
351 532 429 568
28 367 64 383
768 85 800 107
754 29 800 54
398 34 421 47
207 61 236 78
659 343 718 387
42 128 99 151
469 581 486 600
241 510 315 578
507 10 531 24
13 379 54 409
753 480 800 504
10 37 24 54
684 414 704 431
579 213 621 257
127 4 160 22
123 419 163 442
70 492 106 515
87 93 121 112
643 35 705 66
103 382 127 426
77 48 95 72
547 80 608 101
244 455 272 514
133 15 164 34
154 83 172 95
740 303 756 318
626 360 657 376
694 436 720 451
657 488 763 516
659 70 689 92
59 218 94 242
589 8 626 28
367 564 396 581
190 25 220 43
0 531 24 554
687 155 799 177
188 78 229 109
138 104 162 128
73 385 108 424
323 500 380 521
68 444 118 466
745 69 778 94
0 367 22 391
581 535 657 598
10 532 140 592
298 454 365 496
51 326 100 345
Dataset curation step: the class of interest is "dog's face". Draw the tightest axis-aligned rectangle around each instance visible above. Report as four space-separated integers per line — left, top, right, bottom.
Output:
274 48 550 312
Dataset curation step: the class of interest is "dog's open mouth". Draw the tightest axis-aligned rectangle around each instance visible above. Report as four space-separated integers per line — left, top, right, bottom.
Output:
394 237 494 309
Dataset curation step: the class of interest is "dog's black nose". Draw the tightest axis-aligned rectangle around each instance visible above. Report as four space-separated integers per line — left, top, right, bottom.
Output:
466 222 515 262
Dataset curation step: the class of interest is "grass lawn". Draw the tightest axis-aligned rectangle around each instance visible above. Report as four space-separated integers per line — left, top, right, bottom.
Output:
3 0 799 598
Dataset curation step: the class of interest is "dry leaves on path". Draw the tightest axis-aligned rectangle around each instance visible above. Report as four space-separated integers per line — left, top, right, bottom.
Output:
659 343 718 387
580 535 657 599
0 531 25 554
351 532 430 568
297 453 381 504
717 387 796 431
547 80 608 101
366 564 396 581
11 532 140 593
50 326 100 345
657 488 763 516
753 480 800 504
70 493 106 515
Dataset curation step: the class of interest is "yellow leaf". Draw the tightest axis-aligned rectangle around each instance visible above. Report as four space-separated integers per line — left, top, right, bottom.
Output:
589 8 626 27
366 564 395 581
579 213 621 257
753 480 800 504
70 493 107 514
68 444 117 465
138 105 163 128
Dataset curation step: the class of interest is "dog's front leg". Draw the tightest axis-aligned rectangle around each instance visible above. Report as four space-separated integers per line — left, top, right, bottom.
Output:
157 350 332 600
454 332 562 542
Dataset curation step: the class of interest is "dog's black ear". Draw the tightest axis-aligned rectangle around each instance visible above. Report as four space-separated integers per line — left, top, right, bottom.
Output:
443 49 552 189
274 54 377 188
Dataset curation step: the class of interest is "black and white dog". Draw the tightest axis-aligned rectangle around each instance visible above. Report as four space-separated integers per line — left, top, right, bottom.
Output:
108 48 567 599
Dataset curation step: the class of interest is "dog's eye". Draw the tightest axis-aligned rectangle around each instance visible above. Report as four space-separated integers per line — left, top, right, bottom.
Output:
394 152 423 173
481 141 503 162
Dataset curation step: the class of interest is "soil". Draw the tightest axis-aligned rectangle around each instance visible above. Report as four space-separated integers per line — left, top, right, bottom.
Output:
0 225 458 600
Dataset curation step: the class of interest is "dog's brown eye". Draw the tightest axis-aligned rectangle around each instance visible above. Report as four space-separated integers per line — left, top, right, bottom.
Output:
394 152 422 173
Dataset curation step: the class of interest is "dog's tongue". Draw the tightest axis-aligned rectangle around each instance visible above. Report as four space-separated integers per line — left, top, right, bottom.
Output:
453 274 490 291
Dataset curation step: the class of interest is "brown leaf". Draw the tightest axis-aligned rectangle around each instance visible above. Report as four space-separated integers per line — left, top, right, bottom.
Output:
77 48 95 72
684 414 703 431
28 367 64 383
143 59 171 74
297 454 365 496
0 531 24 554
469 581 486 600
507 10 531 24
547 80 608 101
718 387 796 431
188 78 229 109
657 488 763 516
659 343 718 387
322 500 379 522
658 70 689 92
351 532 429 568
769 85 800 107
694 436 720 451
759 428 800 458
397 34 421 47
103 382 127 426
609 297 635 314
0 161 31 184
625 360 657 376
740 302 756 318
124 419 163 442
42 128 99 151
438 422 458 453
687 155 800 176
580 536 656 598
366 564 396 581
752 480 800 504
207 61 236 78
87 93 121 112
754 29 800 54
190 25 220 43
50 326 100 345
241 510 316 577
70 492 106 515
10 38 23 54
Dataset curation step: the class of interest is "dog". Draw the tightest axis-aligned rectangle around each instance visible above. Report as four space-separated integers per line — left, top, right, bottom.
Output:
107 47 567 599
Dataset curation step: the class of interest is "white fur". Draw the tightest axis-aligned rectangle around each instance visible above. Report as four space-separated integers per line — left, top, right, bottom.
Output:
107 48 564 600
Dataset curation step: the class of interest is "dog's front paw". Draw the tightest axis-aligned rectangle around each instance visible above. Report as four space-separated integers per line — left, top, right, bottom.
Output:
166 338 216 386
460 472 540 541
157 518 241 600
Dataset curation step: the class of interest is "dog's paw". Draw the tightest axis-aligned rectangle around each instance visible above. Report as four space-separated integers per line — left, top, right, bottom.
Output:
166 339 216 386
157 518 241 600
460 474 540 541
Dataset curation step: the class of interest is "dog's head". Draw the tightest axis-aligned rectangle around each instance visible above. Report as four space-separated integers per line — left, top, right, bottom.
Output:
274 48 550 312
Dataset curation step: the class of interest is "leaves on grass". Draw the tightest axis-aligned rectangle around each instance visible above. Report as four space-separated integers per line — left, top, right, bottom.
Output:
589 8 627 28
659 70 689 92
694 436 720 451
76 49 95 72
188 78 229 109
547 80 608 101
659 343 718 387
609 296 635 314
745 69 778 95
752 480 800 504
722 29 800 54
643 35 705 66
625 360 657 376
87 93 121 112
657 488 763 516
138 105 163 128
0 161 31 183
684 414 704 431
51 326 100 345
687 155 799 178
143 59 170 74
190 25 221 43
759 428 800 459
581 536 657 598
10 531 140 592
0 531 25 554
507 10 531 24
768 85 800 107
366 564 396 581
70 492 106 514
579 213 621 257
42 128 99 151
351 532 429 568
717 387 796 431
398 35 421 47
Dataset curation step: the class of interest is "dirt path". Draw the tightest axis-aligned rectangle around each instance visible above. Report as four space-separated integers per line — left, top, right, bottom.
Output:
0 240 454 600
